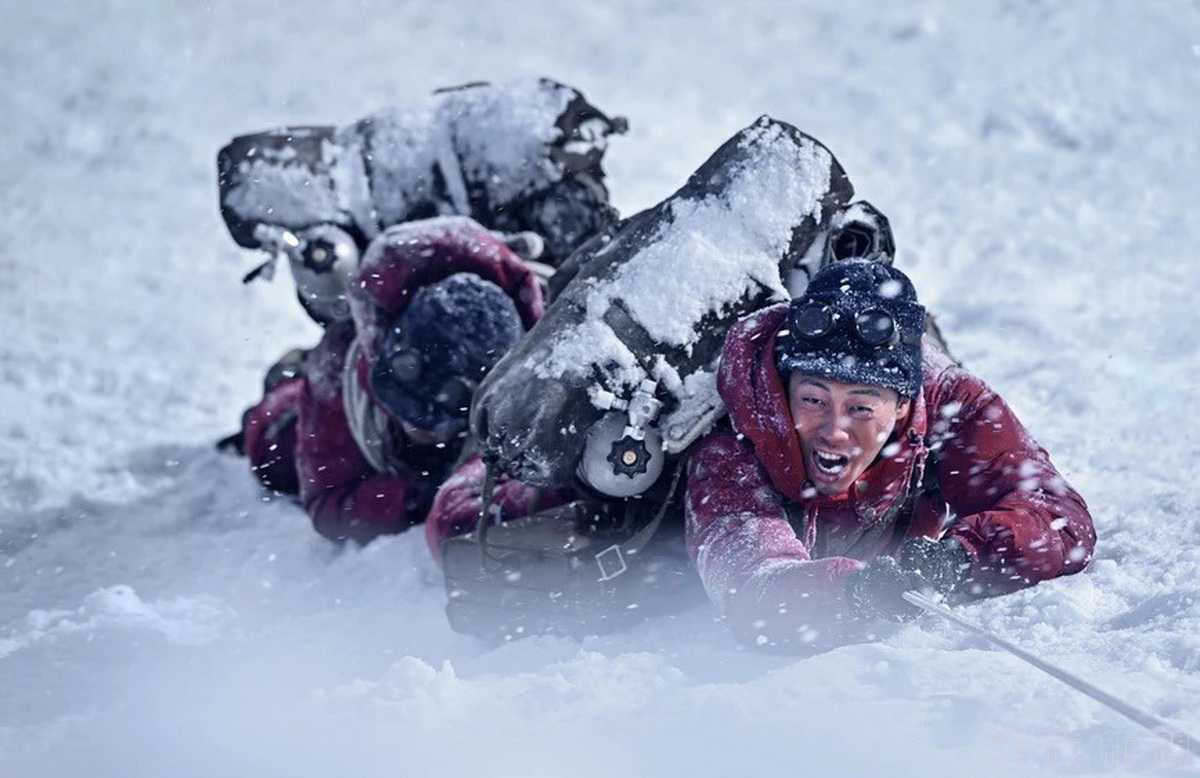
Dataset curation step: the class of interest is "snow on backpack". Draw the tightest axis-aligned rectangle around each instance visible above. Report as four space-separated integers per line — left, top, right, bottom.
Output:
215 77 627 324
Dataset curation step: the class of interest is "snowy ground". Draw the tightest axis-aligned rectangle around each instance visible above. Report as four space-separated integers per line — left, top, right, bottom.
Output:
3 1 1200 776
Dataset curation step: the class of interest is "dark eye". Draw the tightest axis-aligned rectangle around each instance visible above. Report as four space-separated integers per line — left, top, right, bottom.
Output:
435 378 473 414
851 405 876 418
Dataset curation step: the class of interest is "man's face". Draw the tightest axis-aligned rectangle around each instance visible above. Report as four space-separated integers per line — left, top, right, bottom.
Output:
787 374 910 495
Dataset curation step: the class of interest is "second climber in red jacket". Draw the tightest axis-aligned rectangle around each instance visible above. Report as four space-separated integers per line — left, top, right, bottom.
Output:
243 217 544 543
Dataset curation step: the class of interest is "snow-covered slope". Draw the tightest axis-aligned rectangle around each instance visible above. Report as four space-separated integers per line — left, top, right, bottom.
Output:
2 2 1198 776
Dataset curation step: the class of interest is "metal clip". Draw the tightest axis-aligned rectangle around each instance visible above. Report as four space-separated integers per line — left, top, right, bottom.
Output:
625 379 663 435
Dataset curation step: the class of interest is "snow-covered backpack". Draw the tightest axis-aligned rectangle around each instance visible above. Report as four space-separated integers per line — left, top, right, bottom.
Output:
216 77 626 324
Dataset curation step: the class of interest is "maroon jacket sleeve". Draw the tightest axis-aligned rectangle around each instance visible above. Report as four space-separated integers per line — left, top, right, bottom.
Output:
684 432 864 650
241 376 303 494
425 455 572 561
933 368 1096 593
295 380 422 544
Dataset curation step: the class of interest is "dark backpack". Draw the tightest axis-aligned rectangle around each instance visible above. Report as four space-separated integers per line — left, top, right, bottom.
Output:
441 463 704 641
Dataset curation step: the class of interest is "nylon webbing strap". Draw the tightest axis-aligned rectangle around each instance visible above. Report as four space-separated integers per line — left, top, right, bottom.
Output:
475 460 498 568
619 458 686 558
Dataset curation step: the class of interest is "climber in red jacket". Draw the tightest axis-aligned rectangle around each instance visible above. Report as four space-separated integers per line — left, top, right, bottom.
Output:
685 259 1095 652
238 217 544 543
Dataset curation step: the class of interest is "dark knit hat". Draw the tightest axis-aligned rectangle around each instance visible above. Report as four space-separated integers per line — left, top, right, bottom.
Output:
371 273 524 434
775 260 926 398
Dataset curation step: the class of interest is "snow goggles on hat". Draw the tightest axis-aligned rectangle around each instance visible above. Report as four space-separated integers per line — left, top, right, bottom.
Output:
372 346 478 433
789 301 920 349
388 349 474 402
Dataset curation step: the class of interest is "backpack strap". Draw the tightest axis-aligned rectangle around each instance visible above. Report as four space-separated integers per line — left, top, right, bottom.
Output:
593 458 686 581
341 339 404 474
882 441 942 549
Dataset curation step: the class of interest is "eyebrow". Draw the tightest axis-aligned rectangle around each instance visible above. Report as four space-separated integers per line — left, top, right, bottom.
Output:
795 379 884 399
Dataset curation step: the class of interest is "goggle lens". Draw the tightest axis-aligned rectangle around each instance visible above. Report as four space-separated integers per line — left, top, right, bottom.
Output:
793 302 836 339
855 308 897 346
388 351 422 383
435 377 474 414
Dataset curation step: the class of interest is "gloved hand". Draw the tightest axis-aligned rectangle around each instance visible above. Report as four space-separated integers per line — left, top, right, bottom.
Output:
214 429 245 455
897 536 972 596
845 556 924 622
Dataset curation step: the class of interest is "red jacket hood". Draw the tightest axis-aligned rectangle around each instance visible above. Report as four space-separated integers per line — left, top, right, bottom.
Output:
349 216 545 365
718 304 954 521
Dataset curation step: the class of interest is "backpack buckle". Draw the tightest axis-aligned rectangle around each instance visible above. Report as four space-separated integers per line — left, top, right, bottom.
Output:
595 544 627 581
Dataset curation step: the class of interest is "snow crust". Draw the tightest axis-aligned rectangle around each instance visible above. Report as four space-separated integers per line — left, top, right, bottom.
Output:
224 138 347 229
3 2 1199 776
585 121 827 349
529 118 821 435
534 313 643 389
358 79 571 223
223 79 575 236
440 79 571 206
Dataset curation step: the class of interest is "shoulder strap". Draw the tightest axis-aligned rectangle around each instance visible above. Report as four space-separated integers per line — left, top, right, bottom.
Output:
921 444 943 500
341 339 402 474
883 441 943 548
620 458 686 556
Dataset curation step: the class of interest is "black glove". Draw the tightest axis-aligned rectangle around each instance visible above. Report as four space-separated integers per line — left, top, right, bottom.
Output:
845 556 924 622
215 429 245 455
897 537 972 596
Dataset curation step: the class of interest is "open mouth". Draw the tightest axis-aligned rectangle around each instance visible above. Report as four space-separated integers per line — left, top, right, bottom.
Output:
811 449 851 478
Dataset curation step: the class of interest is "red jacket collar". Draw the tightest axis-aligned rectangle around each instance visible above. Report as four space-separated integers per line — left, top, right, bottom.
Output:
717 305 931 523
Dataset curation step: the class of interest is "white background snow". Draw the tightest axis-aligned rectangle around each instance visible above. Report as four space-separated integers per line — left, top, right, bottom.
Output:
3 1 1199 776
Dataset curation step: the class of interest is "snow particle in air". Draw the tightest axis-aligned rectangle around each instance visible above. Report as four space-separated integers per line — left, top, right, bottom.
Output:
877 279 903 299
